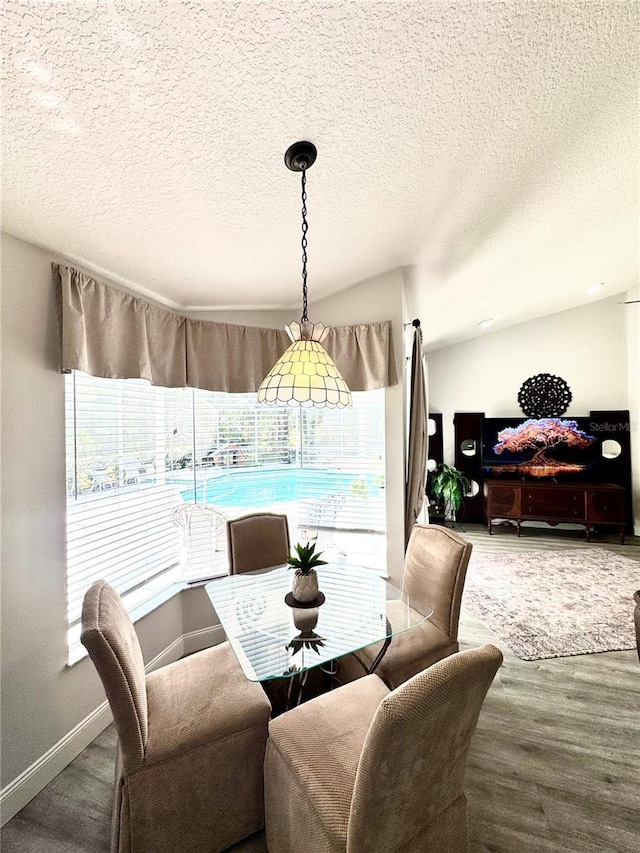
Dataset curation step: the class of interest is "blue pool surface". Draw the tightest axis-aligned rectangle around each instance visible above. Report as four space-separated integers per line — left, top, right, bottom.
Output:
180 467 381 508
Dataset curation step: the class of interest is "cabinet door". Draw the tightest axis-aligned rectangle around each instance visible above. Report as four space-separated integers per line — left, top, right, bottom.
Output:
523 487 585 520
587 489 624 524
487 485 519 517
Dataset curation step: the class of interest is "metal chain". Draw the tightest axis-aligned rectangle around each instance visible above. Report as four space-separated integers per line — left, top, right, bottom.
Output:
300 167 309 322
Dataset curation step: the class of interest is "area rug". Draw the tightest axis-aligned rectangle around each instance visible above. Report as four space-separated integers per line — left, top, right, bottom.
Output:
463 549 640 660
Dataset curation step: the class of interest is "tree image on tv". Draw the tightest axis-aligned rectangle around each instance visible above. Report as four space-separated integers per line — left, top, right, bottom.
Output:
492 418 596 478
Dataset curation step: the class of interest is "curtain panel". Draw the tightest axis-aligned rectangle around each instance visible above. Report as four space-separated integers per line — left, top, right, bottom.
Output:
404 324 428 545
54 264 398 392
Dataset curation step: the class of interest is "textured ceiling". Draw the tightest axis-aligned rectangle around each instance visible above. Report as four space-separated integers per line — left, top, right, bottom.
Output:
2 1 638 348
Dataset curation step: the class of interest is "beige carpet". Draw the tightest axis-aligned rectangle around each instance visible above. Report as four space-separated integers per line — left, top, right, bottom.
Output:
463 548 640 660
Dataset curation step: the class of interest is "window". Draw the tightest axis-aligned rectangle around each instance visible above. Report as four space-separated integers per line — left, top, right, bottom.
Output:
65 372 386 662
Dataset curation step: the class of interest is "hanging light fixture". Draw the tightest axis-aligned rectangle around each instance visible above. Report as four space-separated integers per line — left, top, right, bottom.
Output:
257 141 352 409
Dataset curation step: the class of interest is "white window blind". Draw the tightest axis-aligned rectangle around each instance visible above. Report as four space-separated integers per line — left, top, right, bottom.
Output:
65 372 386 662
65 374 193 661
299 404 386 534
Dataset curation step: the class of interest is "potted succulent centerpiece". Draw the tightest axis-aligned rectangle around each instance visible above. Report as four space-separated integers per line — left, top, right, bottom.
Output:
288 541 327 603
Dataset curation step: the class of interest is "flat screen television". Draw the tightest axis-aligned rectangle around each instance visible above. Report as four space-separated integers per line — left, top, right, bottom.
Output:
482 417 599 480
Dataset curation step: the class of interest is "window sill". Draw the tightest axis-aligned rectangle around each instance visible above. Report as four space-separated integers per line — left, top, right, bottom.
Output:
185 573 228 588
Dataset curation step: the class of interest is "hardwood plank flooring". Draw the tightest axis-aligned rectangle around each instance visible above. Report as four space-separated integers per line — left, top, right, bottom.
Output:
2 524 638 852
461 523 639 853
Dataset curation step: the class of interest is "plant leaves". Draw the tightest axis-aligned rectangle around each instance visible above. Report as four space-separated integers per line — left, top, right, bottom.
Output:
288 541 327 572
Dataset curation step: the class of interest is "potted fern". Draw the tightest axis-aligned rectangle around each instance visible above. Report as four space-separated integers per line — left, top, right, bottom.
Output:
431 464 470 524
288 541 327 603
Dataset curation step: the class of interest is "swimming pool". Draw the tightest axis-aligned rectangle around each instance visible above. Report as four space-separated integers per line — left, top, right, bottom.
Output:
180 467 382 508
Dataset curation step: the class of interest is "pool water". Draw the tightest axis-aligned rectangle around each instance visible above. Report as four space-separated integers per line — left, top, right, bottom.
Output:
180 467 381 508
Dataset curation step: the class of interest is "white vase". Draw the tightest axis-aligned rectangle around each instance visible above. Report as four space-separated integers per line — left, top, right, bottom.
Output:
292 569 319 603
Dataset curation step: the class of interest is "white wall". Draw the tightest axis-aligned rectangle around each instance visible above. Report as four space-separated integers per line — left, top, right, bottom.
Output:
312 269 406 584
0 234 406 818
427 296 637 532
624 287 640 532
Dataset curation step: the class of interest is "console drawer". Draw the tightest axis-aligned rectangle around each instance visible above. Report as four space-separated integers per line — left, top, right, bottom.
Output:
522 488 585 519
486 484 519 516
587 489 624 524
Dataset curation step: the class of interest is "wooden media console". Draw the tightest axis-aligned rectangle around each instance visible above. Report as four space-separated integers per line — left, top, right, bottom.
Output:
484 480 626 543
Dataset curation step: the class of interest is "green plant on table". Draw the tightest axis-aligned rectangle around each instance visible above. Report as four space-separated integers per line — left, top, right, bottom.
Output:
287 541 327 575
430 464 470 522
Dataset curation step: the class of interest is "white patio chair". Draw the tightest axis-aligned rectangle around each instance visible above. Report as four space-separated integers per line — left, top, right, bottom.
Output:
172 502 228 580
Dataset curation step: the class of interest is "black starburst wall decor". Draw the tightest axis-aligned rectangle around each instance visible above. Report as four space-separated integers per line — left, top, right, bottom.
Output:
517 373 572 418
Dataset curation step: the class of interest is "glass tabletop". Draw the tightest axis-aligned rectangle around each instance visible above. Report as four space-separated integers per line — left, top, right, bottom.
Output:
205 563 432 682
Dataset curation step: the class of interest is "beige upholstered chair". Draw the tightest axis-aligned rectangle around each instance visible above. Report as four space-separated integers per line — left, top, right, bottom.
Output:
81 580 271 853
227 512 290 574
265 643 503 853
339 523 472 689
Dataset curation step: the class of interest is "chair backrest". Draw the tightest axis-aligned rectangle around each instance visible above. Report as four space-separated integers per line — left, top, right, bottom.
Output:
401 523 472 637
634 591 640 663
172 502 227 576
227 512 291 574
81 580 148 773
347 644 502 853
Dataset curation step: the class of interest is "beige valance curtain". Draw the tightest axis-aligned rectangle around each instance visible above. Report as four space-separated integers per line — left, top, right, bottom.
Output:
54 264 398 392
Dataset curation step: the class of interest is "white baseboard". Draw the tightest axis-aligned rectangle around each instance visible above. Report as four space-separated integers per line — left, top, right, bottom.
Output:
145 634 186 672
183 625 225 655
0 700 113 826
0 627 224 827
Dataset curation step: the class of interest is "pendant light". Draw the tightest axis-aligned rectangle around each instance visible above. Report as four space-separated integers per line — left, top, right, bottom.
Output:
257 141 352 408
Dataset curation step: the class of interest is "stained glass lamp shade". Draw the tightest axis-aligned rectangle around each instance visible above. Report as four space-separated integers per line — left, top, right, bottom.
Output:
257 320 352 408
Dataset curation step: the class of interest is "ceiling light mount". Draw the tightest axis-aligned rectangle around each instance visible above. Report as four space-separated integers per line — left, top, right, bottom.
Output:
284 140 317 172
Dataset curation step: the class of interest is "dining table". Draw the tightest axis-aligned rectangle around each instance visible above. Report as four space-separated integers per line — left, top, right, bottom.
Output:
205 562 432 709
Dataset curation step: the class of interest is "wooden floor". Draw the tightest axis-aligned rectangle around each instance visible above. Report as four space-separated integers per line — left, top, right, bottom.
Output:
3 524 639 852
